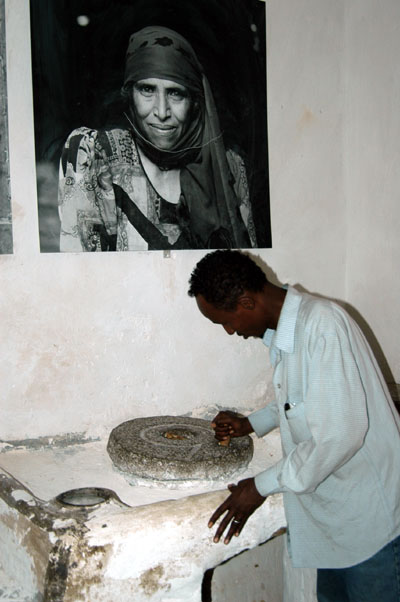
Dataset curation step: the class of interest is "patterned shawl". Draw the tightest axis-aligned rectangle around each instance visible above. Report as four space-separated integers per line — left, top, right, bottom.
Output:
122 26 250 248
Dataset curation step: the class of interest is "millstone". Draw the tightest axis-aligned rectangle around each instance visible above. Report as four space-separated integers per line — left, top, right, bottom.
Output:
107 415 254 483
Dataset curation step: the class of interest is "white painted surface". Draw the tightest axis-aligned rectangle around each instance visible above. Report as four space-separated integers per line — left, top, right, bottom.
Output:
0 430 282 506
0 465 287 602
0 499 51 601
77 490 286 602
0 432 318 602
343 0 400 381
2 0 399 440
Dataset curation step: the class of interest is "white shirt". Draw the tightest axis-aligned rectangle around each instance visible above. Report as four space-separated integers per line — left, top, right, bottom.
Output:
249 286 400 568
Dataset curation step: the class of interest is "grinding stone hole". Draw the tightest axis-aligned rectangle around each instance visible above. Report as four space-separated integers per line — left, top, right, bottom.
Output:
163 429 192 440
56 487 115 507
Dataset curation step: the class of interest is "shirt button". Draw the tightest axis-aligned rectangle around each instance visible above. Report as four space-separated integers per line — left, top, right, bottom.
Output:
277 384 281 389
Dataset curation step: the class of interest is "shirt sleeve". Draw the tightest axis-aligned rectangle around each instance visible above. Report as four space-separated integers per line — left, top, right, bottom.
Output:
248 401 280 437
253 316 370 497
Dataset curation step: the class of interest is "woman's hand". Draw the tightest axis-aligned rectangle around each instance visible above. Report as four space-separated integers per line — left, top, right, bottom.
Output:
211 410 254 443
208 478 267 544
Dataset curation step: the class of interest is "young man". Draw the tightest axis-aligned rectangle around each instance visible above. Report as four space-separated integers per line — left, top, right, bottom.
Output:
188 250 400 602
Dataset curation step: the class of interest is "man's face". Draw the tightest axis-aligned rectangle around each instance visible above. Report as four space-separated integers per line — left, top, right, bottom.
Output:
195 294 267 339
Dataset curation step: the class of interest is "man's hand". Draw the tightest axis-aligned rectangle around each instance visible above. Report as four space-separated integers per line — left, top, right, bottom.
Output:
208 477 266 544
211 411 254 443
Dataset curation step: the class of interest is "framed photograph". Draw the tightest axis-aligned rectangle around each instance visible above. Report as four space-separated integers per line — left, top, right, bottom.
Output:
0 0 12 254
31 0 270 252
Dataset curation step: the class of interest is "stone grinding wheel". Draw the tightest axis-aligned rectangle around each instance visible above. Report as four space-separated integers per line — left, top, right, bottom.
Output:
107 415 254 482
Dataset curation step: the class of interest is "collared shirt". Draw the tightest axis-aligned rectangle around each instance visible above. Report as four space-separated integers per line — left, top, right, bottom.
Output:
249 286 400 568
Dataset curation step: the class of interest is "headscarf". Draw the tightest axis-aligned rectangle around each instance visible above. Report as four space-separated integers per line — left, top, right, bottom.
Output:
122 26 250 249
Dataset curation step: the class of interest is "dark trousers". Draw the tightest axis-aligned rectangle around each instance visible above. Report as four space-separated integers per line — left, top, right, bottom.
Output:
317 534 400 602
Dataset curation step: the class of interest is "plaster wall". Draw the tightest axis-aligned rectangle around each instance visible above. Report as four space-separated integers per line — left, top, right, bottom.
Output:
0 0 351 442
1 0 399 437
343 0 400 382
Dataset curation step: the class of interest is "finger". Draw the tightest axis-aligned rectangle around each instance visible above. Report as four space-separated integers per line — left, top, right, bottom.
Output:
215 427 235 439
211 419 226 427
214 424 230 431
224 519 242 544
213 422 230 431
213 511 235 543
233 517 248 537
208 499 230 528
214 425 233 437
214 430 230 439
213 418 230 426
216 427 234 437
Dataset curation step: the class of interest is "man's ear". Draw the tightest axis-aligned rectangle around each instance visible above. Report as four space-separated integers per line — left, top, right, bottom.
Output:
238 295 256 310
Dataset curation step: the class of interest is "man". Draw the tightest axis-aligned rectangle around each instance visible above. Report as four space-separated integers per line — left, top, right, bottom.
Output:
188 250 400 602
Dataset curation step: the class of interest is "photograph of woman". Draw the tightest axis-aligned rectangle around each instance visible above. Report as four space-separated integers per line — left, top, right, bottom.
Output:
31 0 270 252
59 26 256 251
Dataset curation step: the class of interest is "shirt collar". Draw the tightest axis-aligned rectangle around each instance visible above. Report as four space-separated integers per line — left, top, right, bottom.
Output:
262 285 302 353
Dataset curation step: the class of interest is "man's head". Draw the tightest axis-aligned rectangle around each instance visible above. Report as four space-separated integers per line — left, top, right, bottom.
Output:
188 250 267 311
188 250 278 339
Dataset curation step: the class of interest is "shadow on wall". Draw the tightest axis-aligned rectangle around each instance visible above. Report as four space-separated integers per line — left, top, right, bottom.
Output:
294 283 397 393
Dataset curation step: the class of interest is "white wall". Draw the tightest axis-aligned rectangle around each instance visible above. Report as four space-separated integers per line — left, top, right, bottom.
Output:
1 0 399 441
343 0 400 382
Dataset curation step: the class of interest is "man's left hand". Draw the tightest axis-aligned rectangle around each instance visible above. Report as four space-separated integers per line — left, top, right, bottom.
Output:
208 477 266 544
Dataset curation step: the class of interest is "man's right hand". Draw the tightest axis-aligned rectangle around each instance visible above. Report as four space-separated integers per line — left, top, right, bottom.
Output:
211 411 254 442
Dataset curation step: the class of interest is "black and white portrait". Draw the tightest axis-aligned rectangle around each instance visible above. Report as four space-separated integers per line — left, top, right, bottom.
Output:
31 0 271 252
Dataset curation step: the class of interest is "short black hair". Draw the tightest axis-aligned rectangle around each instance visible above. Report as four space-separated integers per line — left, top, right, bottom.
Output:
188 250 268 310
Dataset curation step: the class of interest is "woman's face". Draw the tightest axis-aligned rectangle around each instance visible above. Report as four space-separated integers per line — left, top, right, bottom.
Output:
132 78 193 150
